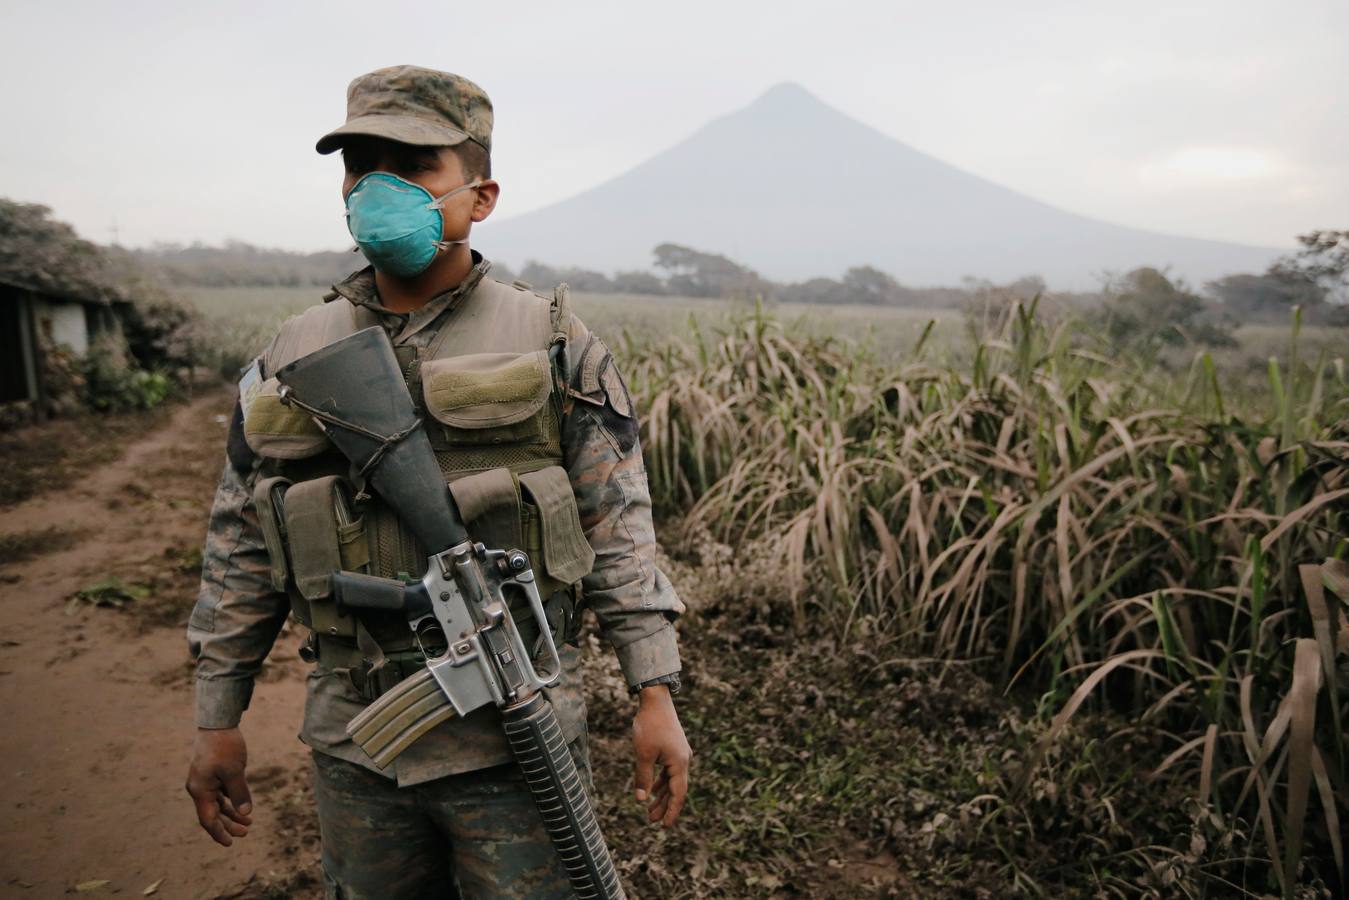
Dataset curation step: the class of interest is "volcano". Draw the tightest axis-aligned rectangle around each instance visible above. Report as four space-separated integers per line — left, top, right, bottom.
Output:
481 83 1279 289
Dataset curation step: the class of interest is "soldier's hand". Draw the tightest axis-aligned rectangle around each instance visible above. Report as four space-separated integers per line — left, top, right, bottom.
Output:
186 727 254 847
632 685 691 827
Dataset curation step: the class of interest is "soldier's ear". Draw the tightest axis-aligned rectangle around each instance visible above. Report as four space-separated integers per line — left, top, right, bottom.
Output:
471 180 500 222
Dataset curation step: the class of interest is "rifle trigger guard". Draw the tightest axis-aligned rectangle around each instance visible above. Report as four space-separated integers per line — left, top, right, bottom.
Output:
499 550 562 688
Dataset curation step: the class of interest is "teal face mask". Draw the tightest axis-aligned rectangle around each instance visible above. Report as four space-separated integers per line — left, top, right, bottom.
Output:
344 172 481 278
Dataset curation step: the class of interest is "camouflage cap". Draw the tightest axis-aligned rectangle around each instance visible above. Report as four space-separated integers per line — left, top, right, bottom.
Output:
316 66 493 155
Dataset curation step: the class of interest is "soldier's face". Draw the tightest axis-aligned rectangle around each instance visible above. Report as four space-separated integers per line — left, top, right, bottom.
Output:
340 137 497 238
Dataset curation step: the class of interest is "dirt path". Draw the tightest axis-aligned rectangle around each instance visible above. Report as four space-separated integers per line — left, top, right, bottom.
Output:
0 391 318 899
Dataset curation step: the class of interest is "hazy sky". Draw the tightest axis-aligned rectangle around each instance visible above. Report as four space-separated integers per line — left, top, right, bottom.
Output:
2 0 1344 255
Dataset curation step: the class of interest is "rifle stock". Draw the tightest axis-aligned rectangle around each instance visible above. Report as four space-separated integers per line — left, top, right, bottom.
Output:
275 326 467 552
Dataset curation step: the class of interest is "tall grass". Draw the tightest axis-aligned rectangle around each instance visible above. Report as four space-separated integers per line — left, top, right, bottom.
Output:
628 300 1348 894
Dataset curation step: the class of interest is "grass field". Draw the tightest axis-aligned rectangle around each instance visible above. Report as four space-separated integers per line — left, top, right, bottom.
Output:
178 283 1344 381
178 285 964 370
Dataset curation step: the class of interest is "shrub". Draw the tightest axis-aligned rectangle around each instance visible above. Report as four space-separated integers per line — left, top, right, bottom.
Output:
37 338 86 417
80 335 171 412
121 296 200 373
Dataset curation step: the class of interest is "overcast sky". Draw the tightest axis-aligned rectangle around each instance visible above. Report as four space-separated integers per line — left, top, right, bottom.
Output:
2 0 1344 255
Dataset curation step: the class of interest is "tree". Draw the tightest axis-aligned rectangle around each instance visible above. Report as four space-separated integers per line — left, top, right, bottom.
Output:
841 265 900 305
778 277 848 305
1271 230 1348 303
1095 267 1234 348
652 243 770 299
519 261 613 293
518 260 562 288
1206 272 1323 323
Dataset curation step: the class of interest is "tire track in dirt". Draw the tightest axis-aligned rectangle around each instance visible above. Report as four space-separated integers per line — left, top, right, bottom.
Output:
0 391 319 899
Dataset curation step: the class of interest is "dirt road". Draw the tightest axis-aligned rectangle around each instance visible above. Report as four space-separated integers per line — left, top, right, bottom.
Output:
0 391 320 899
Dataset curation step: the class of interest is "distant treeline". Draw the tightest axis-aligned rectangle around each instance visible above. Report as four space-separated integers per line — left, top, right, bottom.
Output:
127 241 361 288
126 232 1348 325
518 244 1059 310
125 239 1081 309
520 237 1349 327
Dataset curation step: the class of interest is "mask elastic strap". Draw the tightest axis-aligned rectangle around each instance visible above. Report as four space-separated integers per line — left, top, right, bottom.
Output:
426 179 483 210
429 180 482 251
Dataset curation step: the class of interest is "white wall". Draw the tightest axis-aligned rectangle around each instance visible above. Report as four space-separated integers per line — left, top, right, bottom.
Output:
32 297 90 355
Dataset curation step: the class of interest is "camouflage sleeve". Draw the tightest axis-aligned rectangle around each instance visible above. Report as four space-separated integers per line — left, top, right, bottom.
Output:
186 448 290 729
560 315 685 689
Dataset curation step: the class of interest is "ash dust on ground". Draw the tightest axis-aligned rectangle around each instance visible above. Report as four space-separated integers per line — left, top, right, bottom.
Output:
0 389 1192 899
0 389 319 899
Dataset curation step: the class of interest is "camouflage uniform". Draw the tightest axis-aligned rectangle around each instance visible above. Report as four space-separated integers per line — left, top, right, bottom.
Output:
187 67 683 899
310 739 594 899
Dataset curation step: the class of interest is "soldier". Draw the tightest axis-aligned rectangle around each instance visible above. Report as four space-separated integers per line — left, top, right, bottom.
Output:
184 66 691 899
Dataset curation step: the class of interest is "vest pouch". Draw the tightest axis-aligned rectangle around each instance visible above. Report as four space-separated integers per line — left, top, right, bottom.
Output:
252 476 292 592
243 377 332 459
282 475 364 638
519 466 596 592
421 350 552 446
447 467 534 631
448 466 588 642
448 467 523 552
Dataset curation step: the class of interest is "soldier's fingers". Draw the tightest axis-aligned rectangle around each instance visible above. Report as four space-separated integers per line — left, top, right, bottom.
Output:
633 743 658 803
191 793 234 847
647 778 670 812
187 778 220 832
221 769 254 819
222 816 249 837
206 819 235 846
218 794 253 828
643 774 668 815
662 767 689 827
648 781 673 820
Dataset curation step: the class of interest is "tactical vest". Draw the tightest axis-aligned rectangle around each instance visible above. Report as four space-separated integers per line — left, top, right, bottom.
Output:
239 278 595 686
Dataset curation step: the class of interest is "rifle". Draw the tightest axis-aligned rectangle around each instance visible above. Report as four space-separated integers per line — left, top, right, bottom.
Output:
276 326 624 900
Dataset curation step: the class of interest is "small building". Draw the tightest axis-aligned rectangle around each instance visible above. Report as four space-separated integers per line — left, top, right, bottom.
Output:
1 278 127 414
1 199 136 423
